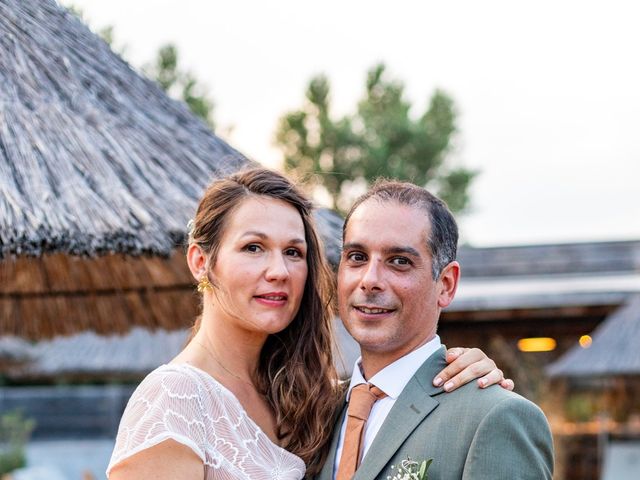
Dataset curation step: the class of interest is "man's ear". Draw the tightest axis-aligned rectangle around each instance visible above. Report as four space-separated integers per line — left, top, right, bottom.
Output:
437 261 460 308
186 244 208 281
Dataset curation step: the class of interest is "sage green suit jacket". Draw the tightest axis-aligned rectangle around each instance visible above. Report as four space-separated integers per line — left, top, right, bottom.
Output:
317 347 554 480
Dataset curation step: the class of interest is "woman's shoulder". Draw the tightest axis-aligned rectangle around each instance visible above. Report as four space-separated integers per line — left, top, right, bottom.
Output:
140 363 217 391
107 364 219 475
130 363 233 411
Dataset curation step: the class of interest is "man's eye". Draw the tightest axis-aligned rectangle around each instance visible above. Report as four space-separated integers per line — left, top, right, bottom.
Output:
390 257 411 266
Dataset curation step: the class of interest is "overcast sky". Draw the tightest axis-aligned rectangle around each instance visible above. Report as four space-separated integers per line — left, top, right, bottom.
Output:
64 0 640 247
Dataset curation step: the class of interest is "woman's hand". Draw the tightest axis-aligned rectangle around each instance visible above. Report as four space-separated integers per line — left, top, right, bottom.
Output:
433 347 515 392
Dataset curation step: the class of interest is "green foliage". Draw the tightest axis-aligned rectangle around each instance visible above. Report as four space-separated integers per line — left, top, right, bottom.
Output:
67 5 215 129
0 410 36 475
276 63 476 213
145 45 216 130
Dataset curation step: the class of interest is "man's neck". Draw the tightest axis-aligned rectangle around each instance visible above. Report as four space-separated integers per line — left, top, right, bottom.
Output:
360 333 436 380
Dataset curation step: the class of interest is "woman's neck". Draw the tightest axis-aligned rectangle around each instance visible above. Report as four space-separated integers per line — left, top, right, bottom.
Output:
192 303 268 382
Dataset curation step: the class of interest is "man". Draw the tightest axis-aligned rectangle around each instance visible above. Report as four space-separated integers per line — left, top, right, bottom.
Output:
317 181 554 480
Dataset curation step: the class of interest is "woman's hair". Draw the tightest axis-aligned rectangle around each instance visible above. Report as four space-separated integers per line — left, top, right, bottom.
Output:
189 167 342 475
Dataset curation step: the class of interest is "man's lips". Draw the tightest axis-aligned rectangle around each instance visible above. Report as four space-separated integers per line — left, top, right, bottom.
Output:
353 305 395 315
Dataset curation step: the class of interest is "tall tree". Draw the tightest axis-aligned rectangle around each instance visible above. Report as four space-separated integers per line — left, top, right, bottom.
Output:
144 45 215 130
69 6 215 129
276 64 476 213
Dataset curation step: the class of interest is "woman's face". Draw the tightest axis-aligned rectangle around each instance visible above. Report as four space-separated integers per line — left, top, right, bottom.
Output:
208 196 309 336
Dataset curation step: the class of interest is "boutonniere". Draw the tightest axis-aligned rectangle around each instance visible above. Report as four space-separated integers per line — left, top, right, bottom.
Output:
387 457 433 480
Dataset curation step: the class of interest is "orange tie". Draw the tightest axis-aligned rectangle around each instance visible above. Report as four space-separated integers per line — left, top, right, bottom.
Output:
336 383 387 480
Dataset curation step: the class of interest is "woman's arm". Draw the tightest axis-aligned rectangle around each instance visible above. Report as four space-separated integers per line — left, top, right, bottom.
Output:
109 439 204 480
433 347 515 392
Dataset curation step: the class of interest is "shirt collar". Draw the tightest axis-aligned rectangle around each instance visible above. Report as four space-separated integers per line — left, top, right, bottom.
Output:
346 335 442 400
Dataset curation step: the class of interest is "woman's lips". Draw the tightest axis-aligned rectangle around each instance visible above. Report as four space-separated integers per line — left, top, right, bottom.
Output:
254 292 288 307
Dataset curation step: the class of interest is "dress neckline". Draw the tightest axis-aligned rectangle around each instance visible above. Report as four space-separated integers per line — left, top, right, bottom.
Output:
161 362 303 465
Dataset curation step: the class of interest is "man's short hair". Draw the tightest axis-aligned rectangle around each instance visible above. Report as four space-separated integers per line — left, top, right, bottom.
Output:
343 180 458 279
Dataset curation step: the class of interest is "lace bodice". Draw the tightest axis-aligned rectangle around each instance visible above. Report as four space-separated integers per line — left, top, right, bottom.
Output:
107 363 306 479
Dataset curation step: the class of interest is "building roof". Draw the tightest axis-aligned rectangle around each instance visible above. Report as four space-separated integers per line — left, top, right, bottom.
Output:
1 327 188 380
0 0 343 339
448 240 640 313
1 321 358 380
0 0 248 258
546 296 640 377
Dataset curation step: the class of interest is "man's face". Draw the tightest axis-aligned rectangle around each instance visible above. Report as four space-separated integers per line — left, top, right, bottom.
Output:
338 199 457 365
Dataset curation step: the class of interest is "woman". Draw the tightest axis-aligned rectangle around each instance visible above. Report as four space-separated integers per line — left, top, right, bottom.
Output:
107 168 511 479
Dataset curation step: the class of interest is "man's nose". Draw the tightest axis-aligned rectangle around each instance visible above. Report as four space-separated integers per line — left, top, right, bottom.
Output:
359 259 383 291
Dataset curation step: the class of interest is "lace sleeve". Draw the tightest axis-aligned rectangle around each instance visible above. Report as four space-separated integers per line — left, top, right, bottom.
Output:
107 366 209 474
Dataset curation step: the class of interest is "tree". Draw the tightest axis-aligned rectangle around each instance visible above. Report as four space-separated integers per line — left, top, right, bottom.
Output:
144 45 215 130
276 64 476 213
69 6 215 129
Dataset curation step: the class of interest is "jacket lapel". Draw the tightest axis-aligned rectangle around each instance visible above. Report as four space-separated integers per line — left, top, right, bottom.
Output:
353 347 447 480
316 403 348 480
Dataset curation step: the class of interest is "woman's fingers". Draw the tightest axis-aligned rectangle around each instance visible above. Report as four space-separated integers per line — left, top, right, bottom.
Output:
434 347 498 392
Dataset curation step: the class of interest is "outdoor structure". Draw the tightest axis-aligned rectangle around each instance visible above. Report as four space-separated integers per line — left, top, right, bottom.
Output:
0 1 342 476
438 240 640 480
547 297 640 480
0 0 341 341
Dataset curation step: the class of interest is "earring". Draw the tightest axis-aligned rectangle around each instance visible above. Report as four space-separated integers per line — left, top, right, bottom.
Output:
197 275 213 293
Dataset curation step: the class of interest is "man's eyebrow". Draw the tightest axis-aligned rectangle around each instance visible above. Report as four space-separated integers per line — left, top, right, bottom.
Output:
342 242 421 258
384 246 421 257
241 231 306 244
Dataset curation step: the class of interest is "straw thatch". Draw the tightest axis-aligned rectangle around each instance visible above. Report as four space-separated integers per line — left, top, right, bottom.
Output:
547 296 640 377
0 319 360 381
0 335 31 366
0 0 344 339
1 327 189 381
0 0 248 258
0 249 198 338
0 209 343 339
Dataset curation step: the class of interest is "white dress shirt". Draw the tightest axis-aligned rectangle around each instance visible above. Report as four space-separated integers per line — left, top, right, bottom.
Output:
332 335 442 478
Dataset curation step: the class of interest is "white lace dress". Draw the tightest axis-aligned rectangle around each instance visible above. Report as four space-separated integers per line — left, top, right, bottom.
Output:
107 363 306 479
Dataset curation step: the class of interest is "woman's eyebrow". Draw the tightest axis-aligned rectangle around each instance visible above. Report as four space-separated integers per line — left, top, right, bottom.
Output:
240 231 305 244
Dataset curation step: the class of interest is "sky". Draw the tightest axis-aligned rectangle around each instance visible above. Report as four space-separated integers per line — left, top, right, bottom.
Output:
64 0 640 247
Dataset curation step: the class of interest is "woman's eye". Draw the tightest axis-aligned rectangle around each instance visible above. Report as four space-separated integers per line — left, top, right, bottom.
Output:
346 252 366 263
285 248 303 258
244 244 262 253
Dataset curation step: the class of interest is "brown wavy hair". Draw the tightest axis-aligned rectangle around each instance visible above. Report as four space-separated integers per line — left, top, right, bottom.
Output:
188 167 343 475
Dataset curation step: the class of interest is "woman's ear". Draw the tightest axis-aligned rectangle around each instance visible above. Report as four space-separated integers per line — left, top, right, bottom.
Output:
187 244 208 281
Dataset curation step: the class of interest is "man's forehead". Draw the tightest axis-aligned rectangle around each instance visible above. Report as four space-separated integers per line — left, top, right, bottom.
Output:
343 199 431 249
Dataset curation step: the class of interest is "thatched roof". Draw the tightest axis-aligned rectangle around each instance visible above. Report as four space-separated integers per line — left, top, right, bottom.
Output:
0 0 344 340
0 0 248 258
0 320 360 381
0 249 199 338
0 209 343 339
0 327 188 381
547 296 640 377
0 335 31 365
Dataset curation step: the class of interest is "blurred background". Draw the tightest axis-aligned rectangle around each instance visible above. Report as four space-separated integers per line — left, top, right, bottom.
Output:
1 1 639 478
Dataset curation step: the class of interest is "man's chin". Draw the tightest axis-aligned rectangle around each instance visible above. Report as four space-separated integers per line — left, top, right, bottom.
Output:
348 329 396 353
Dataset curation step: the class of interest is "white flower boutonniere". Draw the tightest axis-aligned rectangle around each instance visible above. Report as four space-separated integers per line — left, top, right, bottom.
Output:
387 457 432 480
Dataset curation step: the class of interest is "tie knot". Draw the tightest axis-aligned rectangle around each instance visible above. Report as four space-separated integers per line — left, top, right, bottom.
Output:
347 383 387 421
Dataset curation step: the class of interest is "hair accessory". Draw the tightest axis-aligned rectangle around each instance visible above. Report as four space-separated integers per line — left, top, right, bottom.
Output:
187 219 195 237
197 274 213 293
